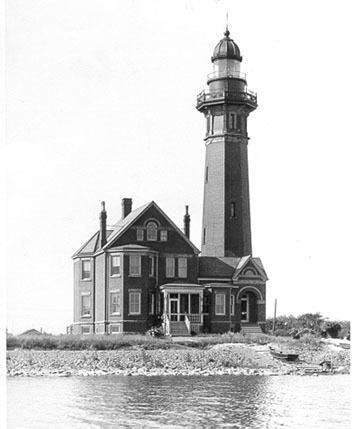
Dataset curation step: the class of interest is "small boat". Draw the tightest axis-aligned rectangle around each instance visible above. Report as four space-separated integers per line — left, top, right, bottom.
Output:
269 346 299 361
339 342 350 350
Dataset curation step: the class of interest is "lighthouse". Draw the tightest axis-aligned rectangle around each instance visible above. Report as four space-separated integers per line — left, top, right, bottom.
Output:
197 28 257 258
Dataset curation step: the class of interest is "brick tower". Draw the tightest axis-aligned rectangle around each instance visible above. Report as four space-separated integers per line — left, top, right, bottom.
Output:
197 28 258 257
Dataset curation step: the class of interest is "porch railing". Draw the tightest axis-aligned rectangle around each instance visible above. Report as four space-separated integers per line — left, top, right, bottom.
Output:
185 314 191 334
187 314 201 323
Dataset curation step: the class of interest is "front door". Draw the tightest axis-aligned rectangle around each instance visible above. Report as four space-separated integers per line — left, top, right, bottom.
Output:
241 295 249 323
169 297 179 321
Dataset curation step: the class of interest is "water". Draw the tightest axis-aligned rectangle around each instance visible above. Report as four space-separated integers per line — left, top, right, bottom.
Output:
7 375 351 428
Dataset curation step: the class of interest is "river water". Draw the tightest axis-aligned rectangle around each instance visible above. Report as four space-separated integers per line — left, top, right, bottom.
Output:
7 374 351 428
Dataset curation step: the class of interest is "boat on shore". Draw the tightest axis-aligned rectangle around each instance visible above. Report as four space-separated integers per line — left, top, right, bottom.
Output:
269 346 299 361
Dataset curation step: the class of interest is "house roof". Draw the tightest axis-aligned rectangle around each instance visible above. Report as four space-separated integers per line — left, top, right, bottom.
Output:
199 255 268 281
19 329 43 336
73 201 199 258
72 229 114 258
199 256 241 278
233 255 268 281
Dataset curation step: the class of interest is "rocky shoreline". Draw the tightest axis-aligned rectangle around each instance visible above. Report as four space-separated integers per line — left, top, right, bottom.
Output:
7 342 350 377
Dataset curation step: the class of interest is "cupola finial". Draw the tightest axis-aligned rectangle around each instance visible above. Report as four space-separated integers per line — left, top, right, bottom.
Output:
224 11 230 37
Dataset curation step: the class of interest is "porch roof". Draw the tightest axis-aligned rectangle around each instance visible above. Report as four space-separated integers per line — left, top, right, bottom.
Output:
160 283 205 293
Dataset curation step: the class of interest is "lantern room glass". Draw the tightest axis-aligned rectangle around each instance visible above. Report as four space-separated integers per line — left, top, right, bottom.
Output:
213 59 241 78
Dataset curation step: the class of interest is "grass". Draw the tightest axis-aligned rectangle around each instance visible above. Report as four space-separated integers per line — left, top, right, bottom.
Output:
6 332 323 351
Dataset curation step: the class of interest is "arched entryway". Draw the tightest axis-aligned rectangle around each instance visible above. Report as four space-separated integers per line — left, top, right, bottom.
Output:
237 287 263 324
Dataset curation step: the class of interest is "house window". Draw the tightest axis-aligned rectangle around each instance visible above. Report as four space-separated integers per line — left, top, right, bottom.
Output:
230 202 236 218
110 255 121 276
110 324 121 334
213 115 224 133
207 115 211 134
81 295 91 317
81 259 91 280
136 228 144 241
203 227 206 245
146 221 158 241
178 257 187 278
236 114 242 131
81 326 90 335
160 230 168 241
149 256 155 277
230 295 235 315
149 293 155 315
129 255 141 276
229 113 236 130
166 257 175 278
129 292 141 315
110 292 121 315
215 293 225 315
205 166 208 183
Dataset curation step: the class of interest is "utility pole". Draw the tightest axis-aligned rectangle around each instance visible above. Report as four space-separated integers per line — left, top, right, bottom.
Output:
272 298 277 334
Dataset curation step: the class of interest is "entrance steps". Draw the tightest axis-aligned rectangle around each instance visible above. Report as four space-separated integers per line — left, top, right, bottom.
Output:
169 322 190 337
241 324 263 335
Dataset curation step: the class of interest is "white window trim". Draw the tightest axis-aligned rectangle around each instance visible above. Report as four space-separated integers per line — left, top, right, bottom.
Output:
110 254 121 277
110 291 121 315
166 257 175 278
215 293 226 315
160 230 168 241
129 292 141 315
136 228 144 241
81 326 91 335
110 324 122 334
81 293 91 318
178 257 188 278
81 258 92 281
129 255 141 277
146 221 158 241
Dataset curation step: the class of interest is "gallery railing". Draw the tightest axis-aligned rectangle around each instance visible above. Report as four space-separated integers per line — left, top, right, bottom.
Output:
196 89 257 108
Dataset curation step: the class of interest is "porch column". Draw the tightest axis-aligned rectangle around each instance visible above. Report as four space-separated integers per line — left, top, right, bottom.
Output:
199 291 203 325
163 291 168 317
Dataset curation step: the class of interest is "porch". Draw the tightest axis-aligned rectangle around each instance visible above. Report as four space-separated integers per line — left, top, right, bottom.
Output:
160 284 205 336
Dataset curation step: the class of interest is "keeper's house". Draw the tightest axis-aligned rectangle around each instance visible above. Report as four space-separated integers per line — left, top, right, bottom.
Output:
70 29 268 336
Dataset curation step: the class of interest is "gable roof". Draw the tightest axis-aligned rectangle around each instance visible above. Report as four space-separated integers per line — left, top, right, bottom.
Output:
102 201 199 254
233 255 268 281
73 201 200 258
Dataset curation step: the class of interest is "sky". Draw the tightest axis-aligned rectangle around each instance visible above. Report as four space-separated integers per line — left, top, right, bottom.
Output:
4 0 354 334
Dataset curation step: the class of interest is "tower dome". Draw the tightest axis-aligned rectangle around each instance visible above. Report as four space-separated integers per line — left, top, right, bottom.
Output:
211 29 242 62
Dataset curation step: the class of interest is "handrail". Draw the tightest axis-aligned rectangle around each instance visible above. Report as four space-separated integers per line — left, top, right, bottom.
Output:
164 314 170 336
207 70 247 81
184 313 191 334
197 89 257 106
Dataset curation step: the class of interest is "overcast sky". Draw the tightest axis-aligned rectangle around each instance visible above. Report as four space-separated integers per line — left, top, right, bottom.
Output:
4 0 354 334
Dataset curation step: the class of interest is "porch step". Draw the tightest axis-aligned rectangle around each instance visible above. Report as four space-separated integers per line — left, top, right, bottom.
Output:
169 322 190 337
241 324 263 335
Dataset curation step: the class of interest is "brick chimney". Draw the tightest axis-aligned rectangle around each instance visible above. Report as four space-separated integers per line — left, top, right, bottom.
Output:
184 205 190 239
100 201 107 247
121 198 132 219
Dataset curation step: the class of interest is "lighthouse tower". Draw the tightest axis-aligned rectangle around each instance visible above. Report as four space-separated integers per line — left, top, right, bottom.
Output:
197 29 257 258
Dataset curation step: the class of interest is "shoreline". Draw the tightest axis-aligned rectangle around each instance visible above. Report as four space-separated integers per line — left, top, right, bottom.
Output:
7 342 350 378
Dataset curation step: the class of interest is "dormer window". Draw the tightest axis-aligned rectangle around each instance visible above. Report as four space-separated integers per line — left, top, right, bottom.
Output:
146 221 158 241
